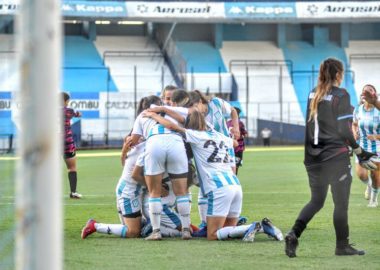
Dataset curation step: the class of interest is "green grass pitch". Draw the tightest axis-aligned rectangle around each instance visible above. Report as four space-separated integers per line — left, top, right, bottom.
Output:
1 147 380 269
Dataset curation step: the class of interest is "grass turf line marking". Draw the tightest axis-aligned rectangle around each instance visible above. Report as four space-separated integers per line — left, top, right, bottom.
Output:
0 146 304 160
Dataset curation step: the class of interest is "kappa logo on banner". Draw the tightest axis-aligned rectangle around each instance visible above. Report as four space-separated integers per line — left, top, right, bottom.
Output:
62 1 127 17
225 2 296 18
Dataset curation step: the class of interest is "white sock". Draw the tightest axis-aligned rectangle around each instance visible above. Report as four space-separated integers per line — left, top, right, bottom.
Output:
216 225 251 240
198 195 208 224
371 187 379 203
187 192 192 212
95 223 128 238
160 226 181 237
149 197 162 231
176 195 191 229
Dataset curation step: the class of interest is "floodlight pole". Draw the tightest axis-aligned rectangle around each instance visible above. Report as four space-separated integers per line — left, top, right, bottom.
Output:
16 0 62 269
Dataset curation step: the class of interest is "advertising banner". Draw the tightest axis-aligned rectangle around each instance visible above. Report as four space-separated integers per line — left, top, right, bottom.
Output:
125 1 225 19
0 0 18 15
69 92 100 118
99 92 135 119
296 1 380 19
0 0 128 17
62 1 127 18
0 92 12 118
2 1 380 21
225 2 297 19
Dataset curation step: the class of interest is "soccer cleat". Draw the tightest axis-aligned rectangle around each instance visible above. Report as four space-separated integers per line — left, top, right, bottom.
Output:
364 186 371 200
237 216 248 226
367 201 378 208
70 192 82 199
192 226 207 238
81 219 96 239
190 224 199 233
145 229 162 241
198 221 207 230
261 217 284 241
182 228 192 240
242 222 261 242
285 231 299 258
141 221 153 238
335 244 365 256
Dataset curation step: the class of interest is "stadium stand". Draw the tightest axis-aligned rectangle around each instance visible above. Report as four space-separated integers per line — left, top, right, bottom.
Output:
175 41 231 94
0 34 16 152
0 34 16 93
63 36 117 93
95 35 175 98
221 41 304 125
345 40 380 96
282 40 357 118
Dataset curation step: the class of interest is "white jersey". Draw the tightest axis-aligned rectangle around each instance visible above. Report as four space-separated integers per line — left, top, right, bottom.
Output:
205 97 232 136
132 106 188 139
185 129 240 195
354 104 380 154
115 141 145 199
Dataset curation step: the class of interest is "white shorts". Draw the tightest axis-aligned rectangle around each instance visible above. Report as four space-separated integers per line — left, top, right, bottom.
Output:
117 192 143 217
207 185 242 218
144 134 188 176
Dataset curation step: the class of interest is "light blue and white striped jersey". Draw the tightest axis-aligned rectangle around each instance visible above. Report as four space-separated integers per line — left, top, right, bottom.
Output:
185 129 240 195
354 104 380 154
132 106 188 139
115 141 145 198
205 97 232 136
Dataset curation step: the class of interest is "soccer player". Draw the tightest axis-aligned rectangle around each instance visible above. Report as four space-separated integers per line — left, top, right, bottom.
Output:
227 107 248 175
62 92 82 199
81 139 145 239
161 85 177 106
126 95 191 241
143 110 246 240
352 84 380 207
189 90 240 228
285 58 377 258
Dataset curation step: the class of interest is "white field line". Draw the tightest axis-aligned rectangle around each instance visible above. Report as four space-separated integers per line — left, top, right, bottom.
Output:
0 146 304 161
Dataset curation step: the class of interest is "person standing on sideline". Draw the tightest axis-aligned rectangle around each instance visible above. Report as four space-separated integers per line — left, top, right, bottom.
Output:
227 107 248 175
62 92 82 199
285 58 377 258
352 84 380 207
261 127 272 147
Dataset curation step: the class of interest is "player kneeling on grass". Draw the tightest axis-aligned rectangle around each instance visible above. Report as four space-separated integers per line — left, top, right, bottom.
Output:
81 137 146 239
143 109 281 242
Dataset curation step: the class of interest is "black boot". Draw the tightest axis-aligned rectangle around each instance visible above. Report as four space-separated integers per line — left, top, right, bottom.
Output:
285 230 299 258
335 244 365 256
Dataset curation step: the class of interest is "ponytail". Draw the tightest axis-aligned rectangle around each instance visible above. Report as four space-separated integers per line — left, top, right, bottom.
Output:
309 58 344 121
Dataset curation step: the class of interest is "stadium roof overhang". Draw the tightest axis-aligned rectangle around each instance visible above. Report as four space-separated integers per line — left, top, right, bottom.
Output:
2 1 380 24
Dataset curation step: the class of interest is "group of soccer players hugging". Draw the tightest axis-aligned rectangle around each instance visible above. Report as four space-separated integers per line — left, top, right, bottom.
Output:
81 85 283 243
